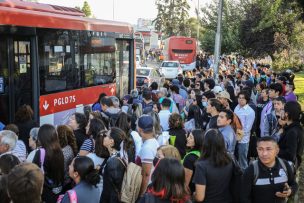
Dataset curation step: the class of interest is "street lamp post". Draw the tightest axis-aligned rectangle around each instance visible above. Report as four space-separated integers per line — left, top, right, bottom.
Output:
213 0 223 80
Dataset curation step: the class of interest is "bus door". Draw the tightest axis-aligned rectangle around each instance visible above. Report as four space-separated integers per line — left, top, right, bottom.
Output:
0 35 39 124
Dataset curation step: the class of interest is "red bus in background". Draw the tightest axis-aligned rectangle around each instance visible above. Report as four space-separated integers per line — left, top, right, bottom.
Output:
0 0 135 126
162 36 197 72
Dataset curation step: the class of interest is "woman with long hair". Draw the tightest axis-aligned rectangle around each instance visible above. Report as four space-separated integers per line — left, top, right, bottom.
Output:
183 129 204 194
100 127 126 203
131 103 143 131
140 158 190 203
116 112 138 162
278 101 304 168
32 124 64 203
68 113 87 150
168 113 187 158
193 129 233 203
79 118 106 156
59 156 101 203
57 125 77 174
184 104 203 132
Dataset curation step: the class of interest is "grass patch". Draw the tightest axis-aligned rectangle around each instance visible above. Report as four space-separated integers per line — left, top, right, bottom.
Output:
294 72 304 109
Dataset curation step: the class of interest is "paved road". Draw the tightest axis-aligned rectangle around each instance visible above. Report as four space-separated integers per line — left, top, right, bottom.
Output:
145 60 161 68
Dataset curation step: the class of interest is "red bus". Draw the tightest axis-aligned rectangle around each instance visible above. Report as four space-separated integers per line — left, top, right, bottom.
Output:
163 36 197 72
0 0 135 126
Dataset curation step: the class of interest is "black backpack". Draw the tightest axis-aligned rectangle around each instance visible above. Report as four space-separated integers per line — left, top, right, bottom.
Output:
229 158 243 203
105 111 122 128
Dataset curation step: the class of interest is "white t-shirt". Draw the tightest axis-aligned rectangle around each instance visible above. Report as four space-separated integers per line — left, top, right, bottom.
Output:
86 153 104 169
158 110 171 131
136 138 159 165
131 131 143 157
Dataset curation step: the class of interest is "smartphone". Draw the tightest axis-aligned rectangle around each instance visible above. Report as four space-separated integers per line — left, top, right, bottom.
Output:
281 184 289 193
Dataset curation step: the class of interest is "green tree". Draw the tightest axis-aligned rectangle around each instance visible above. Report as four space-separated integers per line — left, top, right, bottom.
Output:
200 0 244 54
154 0 190 37
82 1 92 17
187 17 204 42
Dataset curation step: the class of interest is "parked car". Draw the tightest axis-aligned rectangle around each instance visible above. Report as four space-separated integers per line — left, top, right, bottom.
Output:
136 67 165 90
159 61 182 79
136 55 141 67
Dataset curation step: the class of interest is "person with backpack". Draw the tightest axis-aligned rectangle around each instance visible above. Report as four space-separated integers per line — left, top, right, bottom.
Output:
32 124 64 203
193 129 234 203
59 156 101 203
100 97 121 128
183 129 204 194
100 127 126 203
242 136 298 203
168 113 187 158
140 158 191 203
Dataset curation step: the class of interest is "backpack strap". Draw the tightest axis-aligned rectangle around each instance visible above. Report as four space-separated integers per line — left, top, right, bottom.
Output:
182 150 200 164
252 160 259 184
277 158 287 173
40 148 46 174
67 190 78 203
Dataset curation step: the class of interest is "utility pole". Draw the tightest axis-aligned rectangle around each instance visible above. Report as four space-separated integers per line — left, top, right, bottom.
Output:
197 0 200 43
213 0 223 80
112 0 115 20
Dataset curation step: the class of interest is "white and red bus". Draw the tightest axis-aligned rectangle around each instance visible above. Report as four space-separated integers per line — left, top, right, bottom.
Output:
0 0 135 126
163 36 197 72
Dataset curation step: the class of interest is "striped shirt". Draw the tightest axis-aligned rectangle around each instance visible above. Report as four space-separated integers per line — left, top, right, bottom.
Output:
11 140 27 162
80 138 94 153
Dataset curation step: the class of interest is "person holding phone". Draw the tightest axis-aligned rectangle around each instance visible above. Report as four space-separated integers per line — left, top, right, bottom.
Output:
242 136 298 203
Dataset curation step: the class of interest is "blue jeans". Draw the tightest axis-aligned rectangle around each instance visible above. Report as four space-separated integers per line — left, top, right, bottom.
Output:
237 143 249 171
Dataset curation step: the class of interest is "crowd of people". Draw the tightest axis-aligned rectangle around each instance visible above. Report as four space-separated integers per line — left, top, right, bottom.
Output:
0 55 303 203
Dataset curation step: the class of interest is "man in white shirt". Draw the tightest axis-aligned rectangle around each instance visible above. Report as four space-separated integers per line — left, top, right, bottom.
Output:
135 115 159 197
234 91 255 170
158 98 172 131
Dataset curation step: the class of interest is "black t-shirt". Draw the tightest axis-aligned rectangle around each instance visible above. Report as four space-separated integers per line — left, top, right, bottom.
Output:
183 153 199 194
193 159 233 203
207 115 218 129
168 128 187 158
256 99 269 137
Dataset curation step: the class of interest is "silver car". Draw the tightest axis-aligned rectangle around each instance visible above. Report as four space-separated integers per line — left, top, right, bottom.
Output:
160 61 183 79
136 67 165 89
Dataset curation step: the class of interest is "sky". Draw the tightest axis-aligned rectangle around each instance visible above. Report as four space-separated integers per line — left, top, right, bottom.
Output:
38 0 212 25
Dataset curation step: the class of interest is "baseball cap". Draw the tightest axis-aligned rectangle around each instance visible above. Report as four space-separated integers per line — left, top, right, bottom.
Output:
212 86 223 94
171 79 180 86
138 115 154 133
217 91 232 102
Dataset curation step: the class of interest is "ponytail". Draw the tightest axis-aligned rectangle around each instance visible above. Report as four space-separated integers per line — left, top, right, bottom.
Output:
74 156 101 187
84 169 100 187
